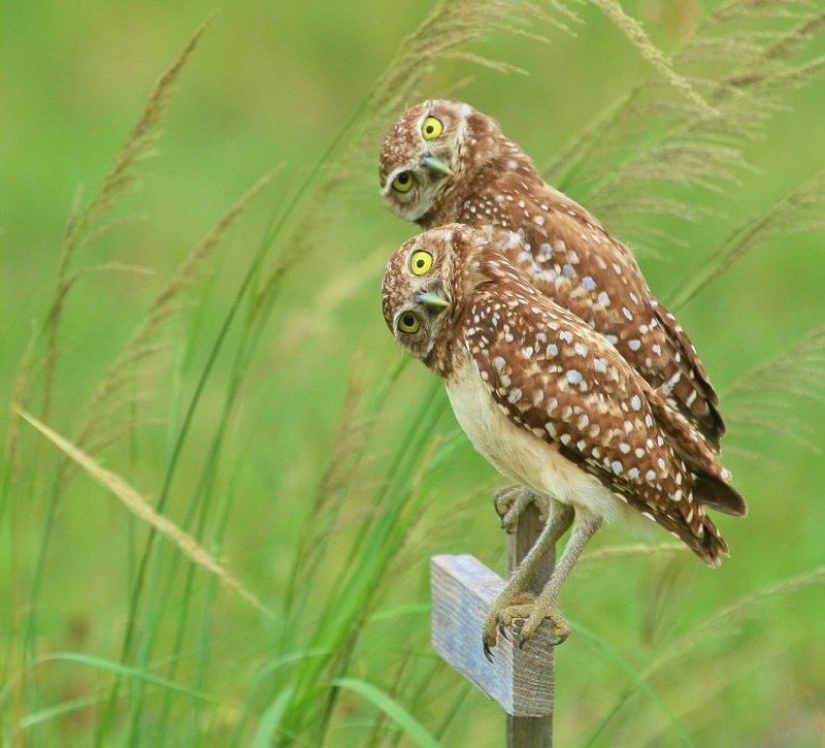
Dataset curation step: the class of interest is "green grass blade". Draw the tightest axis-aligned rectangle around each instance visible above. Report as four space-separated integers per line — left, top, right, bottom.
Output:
37 652 218 703
249 687 297 748
332 678 443 748
572 620 694 748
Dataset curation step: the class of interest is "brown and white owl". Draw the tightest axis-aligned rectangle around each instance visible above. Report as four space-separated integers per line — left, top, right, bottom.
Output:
379 99 725 450
381 224 746 652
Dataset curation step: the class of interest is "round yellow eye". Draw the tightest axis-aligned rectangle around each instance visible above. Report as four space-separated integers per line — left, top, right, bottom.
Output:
421 116 444 141
397 311 421 334
391 171 414 193
410 250 433 276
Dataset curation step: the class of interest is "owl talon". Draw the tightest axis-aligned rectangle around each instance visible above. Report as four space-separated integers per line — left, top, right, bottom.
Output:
517 600 570 647
494 486 547 533
498 621 514 643
482 589 536 655
485 594 570 654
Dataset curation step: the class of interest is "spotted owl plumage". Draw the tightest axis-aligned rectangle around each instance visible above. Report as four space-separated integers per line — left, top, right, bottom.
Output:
382 224 746 649
380 99 725 451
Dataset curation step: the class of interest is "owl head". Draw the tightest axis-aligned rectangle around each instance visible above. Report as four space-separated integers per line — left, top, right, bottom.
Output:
379 99 528 224
381 225 457 362
381 223 527 366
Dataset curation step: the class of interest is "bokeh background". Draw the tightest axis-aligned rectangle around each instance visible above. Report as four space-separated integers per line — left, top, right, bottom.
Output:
2 1 824 746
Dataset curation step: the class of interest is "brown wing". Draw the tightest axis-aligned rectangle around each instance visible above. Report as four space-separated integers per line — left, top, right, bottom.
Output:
458 175 725 449
463 271 738 564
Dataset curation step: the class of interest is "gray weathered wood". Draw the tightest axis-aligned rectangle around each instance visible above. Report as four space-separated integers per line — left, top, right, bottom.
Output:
507 501 554 747
431 508 555 718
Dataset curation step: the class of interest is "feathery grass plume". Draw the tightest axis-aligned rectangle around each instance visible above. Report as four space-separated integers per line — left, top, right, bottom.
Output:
671 168 825 309
61 173 274 484
366 0 567 117
19 411 273 618
548 2 825 244
38 17 212 429
251 0 570 290
589 0 714 116
722 323 825 451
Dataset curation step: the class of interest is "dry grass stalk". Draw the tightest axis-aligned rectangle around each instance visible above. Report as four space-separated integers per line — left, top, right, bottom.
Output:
63 172 274 484
20 410 274 620
723 323 825 450
40 18 213 427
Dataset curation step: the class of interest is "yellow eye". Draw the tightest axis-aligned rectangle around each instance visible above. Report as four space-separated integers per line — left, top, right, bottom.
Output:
421 116 444 141
391 171 414 193
397 311 421 334
410 250 433 276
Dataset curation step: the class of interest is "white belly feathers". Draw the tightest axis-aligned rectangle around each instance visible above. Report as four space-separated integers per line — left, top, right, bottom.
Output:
446 357 628 524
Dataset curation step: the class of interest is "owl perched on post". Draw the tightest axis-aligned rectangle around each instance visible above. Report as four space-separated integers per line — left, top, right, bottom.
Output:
381 224 747 654
379 99 724 450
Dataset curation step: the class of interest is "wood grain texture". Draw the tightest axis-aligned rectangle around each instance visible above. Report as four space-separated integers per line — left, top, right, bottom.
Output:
430 553 554 717
507 499 555 746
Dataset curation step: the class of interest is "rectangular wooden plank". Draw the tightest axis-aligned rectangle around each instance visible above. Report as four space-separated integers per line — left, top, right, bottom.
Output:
430 554 554 717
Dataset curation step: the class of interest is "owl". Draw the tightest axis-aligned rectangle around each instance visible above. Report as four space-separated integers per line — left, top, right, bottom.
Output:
381 224 747 654
379 99 725 451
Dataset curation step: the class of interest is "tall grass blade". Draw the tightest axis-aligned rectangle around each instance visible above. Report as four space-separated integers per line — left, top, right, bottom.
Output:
36 652 219 703
573 620 694 747
590 566 825 743
332 678 443 748
249 687 297 748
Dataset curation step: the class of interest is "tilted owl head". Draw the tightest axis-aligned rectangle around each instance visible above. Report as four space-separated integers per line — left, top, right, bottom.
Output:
381 225 457 362
381 224 527 366
379 99 530 225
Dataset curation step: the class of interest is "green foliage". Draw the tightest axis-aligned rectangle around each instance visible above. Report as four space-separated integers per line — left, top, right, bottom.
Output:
2 1 824 746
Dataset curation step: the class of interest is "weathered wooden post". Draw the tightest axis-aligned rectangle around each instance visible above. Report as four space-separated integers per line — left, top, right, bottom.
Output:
431 502 555 747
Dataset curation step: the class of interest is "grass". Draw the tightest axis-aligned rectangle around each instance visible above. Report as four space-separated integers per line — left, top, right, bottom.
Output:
2 1 825 746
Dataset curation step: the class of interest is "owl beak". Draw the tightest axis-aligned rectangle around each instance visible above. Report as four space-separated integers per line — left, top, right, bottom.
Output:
420 155 453 177
416 289 450 309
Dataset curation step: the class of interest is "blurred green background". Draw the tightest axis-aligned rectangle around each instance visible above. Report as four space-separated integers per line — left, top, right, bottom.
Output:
2 1 824 746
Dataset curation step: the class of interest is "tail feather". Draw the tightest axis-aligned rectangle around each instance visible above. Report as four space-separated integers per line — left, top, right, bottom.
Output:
695 473 748 517
696 513 729 568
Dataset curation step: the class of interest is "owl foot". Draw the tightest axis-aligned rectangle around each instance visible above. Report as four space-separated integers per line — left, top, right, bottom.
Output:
483 589 535 660
493 486 548 533
513 595 570 648
483 590 569 659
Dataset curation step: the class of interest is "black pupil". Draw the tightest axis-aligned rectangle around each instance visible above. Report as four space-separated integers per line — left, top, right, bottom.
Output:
403 314 415 327
426 125 434 134
416 259 425 268
398 172 410 184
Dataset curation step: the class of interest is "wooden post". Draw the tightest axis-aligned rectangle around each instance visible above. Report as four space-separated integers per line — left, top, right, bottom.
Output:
431 502 555 745
506 502 554 747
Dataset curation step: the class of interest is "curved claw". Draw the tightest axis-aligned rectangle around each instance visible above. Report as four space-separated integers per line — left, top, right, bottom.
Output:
517 603 570 648
494 486 548 533
484 595 570 656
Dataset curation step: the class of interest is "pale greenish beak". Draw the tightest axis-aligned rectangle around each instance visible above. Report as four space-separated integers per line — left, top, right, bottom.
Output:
420 155 453 177
416 290 449 309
